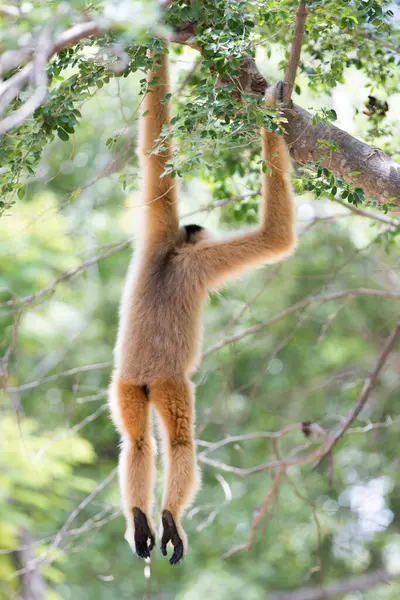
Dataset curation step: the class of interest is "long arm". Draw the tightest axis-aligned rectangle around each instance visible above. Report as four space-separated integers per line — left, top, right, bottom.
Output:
189 127 296 286
139 46 179 244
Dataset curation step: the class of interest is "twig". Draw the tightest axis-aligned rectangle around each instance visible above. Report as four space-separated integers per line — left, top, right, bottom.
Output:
224 468 285 558
0 22 104 133
333 198 400 228
0 22 53 134
198 442 327 478
315 319 400 468
176 56 201 95
0 194 257 310
0 241 131 308
283 1 309 103
203 289 400 358
198 423 326 457
268 569 400 600
6 361 112 393
10 468 118 577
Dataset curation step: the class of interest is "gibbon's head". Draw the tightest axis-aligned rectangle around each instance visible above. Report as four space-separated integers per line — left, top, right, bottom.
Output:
181 223 209 245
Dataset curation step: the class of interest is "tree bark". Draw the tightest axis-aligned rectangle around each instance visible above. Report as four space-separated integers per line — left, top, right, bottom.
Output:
285 104 400 207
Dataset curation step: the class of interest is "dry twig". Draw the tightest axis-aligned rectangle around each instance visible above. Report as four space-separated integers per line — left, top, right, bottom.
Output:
203 289 400 358
315 319 400 468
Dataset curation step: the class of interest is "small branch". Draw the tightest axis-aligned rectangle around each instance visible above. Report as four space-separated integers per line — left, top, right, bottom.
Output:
269 569 400 600
333 198 400 228
0 22 104 134
1 195 255 310
315 319 400 467
12 529 45 600
6 361 112 393
283 1 309 103
0 22 53 135
34 403 108 461
0 240 131 308
203 289 400 358
224 468 285 558
198 442 327 478
10 469 118 578
198 423 326 457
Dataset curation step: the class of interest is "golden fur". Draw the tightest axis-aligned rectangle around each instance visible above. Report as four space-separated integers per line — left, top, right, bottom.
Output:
109 46 296 564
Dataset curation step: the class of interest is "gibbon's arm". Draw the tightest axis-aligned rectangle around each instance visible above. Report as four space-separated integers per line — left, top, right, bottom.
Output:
190 129 296 286
139 47 179 244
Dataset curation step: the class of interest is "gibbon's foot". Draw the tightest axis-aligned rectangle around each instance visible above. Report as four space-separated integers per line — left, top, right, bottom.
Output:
133 507 155 559
161 510 184 565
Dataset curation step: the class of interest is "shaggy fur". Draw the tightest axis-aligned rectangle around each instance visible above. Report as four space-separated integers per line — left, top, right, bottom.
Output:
109 45 296 564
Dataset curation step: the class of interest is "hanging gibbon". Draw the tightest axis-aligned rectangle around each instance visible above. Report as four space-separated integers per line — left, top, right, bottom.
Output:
109 44 296 565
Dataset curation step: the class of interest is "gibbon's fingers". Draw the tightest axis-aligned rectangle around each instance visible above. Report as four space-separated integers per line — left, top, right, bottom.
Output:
264 80 286 108
110 379 156 559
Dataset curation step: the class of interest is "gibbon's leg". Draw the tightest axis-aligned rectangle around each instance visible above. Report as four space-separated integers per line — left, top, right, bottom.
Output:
150 377 200 565
110 378 156 559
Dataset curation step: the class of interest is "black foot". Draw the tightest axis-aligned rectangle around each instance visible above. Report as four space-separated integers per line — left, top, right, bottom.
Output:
161 510 184 565
133 507 155 559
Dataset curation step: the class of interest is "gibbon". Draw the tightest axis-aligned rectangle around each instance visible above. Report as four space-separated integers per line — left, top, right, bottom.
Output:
109 45 296 565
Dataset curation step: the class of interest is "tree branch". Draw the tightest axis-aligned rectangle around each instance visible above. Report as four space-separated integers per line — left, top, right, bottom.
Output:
203 289 400 358
283 1 309 103
0 240 131 308
0 22 104 135
315 319 400 468
284 104 400 208
269 569 400 600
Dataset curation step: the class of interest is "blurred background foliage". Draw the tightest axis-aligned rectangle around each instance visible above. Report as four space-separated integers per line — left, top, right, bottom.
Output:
0 1 400 599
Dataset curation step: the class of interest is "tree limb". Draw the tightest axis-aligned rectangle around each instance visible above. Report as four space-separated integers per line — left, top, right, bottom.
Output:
0 22 104 135
269 569 400 600
315 319 400 468
284 104 400 208
283 1 309 103
203 289 400 358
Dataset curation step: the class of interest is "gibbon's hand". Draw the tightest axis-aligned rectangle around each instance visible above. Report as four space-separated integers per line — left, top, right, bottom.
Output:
161 510 184 565
264 80 287 108
133 507 155 559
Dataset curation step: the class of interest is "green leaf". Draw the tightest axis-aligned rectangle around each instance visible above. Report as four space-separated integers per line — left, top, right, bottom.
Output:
17 185 26 200
57 128 69 141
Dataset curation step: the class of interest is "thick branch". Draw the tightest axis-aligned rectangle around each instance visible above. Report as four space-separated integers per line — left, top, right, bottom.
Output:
230 56 400 206
284 104 400 207
269 570 400 600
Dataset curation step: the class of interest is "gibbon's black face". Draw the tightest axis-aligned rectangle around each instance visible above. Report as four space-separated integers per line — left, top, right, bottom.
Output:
182 224 207 245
